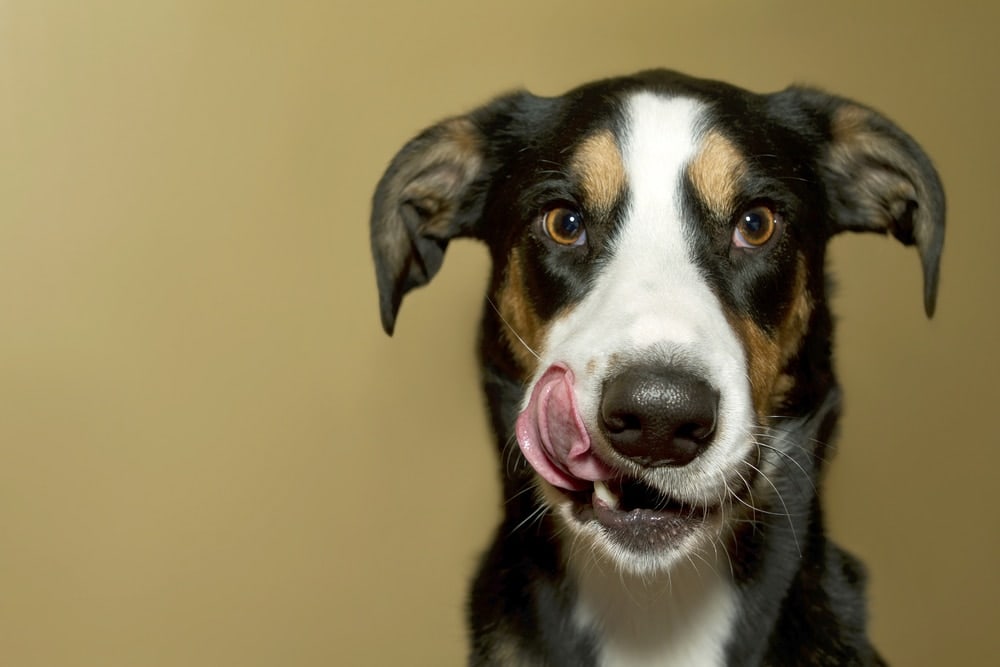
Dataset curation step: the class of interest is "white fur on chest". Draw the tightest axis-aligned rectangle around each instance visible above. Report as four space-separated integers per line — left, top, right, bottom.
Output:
572 553 737 667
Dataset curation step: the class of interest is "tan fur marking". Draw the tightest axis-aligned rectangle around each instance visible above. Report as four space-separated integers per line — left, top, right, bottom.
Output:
487 636 539 667
831 104 871 139
828 106 923 229
733 320 782 417
570 130 626 214
442 117 480 154
496 251 547 376
731 256 813 416
828 106 879 183
688 131 747 218
400 118 483 237
371 118 485 326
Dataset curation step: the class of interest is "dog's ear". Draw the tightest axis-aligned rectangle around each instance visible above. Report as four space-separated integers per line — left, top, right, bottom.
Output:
783 88 946 317
370 115 488 335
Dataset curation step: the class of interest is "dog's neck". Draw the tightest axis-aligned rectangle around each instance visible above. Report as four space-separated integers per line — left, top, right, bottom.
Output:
569 548 736 667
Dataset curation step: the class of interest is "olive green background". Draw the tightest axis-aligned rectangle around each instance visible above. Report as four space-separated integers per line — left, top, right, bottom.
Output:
2 2 997 665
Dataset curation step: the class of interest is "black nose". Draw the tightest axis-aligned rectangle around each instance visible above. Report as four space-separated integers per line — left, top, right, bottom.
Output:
600 366 719 467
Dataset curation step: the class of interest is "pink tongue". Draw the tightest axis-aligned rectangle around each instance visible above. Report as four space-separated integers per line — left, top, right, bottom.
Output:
515 364 613 491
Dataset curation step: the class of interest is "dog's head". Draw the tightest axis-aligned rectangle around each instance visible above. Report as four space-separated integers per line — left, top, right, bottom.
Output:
370 70 944 575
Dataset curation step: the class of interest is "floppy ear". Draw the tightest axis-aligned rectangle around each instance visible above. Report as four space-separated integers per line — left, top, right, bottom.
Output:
370 115 488 335
791 88 946 317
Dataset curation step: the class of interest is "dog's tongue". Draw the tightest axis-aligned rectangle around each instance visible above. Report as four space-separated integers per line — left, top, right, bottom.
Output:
515 364 613 491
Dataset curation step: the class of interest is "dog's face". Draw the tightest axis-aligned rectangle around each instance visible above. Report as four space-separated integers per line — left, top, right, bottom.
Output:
371 71 943 576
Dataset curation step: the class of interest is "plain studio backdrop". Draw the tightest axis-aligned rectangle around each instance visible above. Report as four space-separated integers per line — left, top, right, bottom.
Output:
2 2 997 665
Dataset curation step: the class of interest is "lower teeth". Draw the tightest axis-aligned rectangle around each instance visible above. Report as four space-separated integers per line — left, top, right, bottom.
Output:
594 480 620 510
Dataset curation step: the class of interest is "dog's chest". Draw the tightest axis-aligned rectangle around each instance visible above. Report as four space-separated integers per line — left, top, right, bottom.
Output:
571 557 737 667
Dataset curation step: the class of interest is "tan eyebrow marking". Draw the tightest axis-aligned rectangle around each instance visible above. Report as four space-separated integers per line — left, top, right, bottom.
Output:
569 129 626 214
688 130 747 218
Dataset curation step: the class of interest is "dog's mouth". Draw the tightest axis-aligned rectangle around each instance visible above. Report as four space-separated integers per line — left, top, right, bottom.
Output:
558 476 716 552
517 363 721 554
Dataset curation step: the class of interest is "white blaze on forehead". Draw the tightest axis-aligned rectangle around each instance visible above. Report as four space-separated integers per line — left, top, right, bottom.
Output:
531 92 754 499
612 93 710 349
623 93 701 243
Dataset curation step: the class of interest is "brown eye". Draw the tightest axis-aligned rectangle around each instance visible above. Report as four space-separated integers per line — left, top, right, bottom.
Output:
733 205 778 248
542 207 587 246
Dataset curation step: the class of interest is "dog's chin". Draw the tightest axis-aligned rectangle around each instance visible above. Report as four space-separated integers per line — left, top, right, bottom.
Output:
540 477 724 576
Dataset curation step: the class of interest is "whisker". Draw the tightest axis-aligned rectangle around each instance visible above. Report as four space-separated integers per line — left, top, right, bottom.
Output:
754 441 817 495
486 296 541 361
507 502 549 536
502 434 524 477
732 469 761 516
503 483 537 505
744 460 801 557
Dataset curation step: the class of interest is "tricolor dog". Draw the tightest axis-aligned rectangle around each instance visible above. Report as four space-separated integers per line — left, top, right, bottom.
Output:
370 70 944 666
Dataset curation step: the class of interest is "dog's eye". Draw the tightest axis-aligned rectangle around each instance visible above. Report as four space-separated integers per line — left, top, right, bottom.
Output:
733 206 778 248
542 207 587 247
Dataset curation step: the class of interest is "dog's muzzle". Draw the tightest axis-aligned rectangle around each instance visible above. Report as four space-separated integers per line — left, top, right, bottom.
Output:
516 362 726 561
516 363 720 489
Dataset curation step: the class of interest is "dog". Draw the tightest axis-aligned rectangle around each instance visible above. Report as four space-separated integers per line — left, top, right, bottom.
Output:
369 70 944 666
